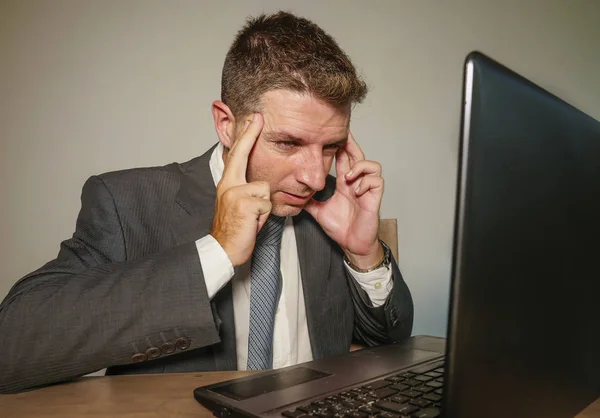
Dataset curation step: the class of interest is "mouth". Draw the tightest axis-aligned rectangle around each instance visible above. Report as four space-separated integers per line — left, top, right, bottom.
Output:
281 191 312 204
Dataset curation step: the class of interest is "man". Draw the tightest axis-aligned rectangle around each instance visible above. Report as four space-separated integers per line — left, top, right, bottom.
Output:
0 11 413 394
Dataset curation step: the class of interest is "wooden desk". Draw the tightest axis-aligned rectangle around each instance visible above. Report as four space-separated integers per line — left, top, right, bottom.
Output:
1 372 599 417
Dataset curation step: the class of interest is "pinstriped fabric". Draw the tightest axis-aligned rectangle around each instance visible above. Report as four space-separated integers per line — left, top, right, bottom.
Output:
0 142 413 393
247 215 285 370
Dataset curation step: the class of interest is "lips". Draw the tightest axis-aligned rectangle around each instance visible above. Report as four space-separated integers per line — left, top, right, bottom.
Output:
281 191 312 204
285 192 310 199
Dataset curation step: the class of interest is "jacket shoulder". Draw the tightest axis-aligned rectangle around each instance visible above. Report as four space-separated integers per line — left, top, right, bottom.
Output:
96 160 184 185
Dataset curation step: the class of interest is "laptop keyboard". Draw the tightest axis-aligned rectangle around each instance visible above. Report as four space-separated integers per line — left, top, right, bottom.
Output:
281 361 444 418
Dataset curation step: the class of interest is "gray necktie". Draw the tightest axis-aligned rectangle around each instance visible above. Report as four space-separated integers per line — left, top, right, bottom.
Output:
247 215 285 370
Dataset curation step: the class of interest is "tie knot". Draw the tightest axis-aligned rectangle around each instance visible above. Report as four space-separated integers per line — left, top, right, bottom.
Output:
256 215 285 247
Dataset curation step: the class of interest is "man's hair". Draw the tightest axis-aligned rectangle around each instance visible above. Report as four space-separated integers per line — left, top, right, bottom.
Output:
221 11 368 120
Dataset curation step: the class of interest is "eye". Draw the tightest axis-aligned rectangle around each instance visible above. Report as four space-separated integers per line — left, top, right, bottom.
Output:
276 141 298 149
323 144 340 154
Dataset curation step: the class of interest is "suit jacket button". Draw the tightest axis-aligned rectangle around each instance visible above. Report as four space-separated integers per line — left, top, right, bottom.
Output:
161 342 176 354
146 347 162 359
176 337 191 351
132 353 147 363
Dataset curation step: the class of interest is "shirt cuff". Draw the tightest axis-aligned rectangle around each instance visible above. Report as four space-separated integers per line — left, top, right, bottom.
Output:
195 234 235 300
344 260 393 307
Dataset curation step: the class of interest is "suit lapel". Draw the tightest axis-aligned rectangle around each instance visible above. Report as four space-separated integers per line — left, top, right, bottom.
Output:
171 149 337 367
294 211 331 360
170 144 238 370
171 144 218 244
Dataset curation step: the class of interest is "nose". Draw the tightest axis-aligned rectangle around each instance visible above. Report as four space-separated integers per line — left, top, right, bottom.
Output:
296 151 327 192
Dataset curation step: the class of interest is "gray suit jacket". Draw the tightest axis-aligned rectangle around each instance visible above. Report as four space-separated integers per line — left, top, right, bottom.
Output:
0 145 413 394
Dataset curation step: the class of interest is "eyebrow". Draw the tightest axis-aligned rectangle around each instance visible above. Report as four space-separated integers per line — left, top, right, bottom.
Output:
263 131 348 146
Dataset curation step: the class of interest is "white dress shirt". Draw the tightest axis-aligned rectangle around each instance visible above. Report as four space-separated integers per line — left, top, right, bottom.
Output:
195 143 393 370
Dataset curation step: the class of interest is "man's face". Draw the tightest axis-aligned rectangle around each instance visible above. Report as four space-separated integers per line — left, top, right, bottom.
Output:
239 90 350 216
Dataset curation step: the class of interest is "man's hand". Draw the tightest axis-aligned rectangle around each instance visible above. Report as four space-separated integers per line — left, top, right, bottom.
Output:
304 132 385 269
210 113 272 267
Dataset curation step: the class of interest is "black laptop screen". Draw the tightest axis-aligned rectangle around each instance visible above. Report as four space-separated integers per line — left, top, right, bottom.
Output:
211 367 331 401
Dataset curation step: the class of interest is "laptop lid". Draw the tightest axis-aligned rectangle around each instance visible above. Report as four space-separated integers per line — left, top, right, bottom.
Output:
445 52 600 418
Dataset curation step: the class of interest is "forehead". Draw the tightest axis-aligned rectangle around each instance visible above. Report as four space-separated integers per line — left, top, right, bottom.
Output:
259 89 350 143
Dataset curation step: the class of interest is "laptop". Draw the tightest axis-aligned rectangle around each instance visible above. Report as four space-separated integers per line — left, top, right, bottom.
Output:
194 52 600 418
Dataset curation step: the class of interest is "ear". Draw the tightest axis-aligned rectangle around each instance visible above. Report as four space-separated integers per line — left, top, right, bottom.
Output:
212 100 237 149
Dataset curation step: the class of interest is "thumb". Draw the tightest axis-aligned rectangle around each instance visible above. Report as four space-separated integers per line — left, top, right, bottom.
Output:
303 198 324 219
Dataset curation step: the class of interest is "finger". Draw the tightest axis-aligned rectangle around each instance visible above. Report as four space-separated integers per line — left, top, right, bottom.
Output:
354 176 384 197
256 211 271 233
345 131 365 164
219 180 269 203
249 196 272 216
335 146 351 178
222 113 264 185
345 160 382 181
239 181 270 199
234 195 271 218
229 113 263 157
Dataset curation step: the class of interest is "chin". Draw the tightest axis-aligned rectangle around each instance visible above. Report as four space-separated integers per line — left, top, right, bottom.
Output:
271 204 303 217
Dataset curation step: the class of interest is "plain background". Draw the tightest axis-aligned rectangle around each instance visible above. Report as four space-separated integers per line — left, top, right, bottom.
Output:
1 0 599 339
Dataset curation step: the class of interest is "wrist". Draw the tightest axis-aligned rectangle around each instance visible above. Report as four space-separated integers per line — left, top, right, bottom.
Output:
344 241 386 272
210 232 241 267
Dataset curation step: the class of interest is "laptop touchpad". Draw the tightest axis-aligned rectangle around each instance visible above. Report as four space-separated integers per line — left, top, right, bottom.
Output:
212 367 332 401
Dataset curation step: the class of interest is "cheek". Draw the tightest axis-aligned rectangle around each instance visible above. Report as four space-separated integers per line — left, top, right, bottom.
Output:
246 151 293 185
246 145 334 185
245 158 268 183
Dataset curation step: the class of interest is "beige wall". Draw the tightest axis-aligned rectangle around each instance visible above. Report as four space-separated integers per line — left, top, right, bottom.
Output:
1 0 598 337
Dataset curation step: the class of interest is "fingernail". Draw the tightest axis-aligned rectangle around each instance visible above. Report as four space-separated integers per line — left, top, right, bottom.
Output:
346 170 353 178
253 113 259 122
355 185 360 193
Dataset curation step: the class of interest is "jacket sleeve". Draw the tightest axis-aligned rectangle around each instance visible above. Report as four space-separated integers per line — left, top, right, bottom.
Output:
345 256 414 346
0 176 220 394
